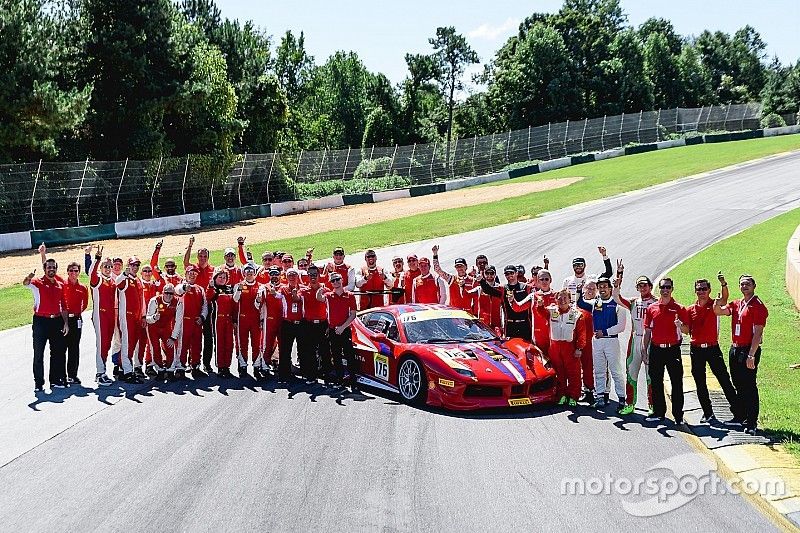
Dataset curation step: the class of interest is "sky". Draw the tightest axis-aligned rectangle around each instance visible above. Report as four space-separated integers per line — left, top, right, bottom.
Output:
215 0 799 89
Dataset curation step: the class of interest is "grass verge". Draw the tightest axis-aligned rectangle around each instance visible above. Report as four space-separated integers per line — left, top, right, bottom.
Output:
667 208 800 460
1 135 799 332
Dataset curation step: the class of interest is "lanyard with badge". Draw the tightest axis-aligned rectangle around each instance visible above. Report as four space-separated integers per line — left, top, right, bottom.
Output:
735 296 754 337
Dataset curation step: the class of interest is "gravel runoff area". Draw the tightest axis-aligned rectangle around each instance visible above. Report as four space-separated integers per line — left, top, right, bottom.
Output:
0 177 581 288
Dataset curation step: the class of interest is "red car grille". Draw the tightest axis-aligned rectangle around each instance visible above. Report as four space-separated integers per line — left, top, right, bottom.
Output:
464 385 504 397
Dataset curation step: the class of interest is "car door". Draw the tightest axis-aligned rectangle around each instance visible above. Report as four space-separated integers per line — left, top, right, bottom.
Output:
360 311 397 384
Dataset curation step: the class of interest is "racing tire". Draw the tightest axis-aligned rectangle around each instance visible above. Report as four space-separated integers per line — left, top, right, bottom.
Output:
398 356 427 406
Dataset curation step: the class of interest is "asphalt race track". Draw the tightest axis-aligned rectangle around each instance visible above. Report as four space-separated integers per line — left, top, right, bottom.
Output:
1 150 798 531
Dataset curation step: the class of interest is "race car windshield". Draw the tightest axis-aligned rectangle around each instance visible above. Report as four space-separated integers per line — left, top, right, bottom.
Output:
404 318 498 344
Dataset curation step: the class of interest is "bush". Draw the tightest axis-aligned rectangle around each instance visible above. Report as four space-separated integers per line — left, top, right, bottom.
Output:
353 156 394 180
760 113 786 129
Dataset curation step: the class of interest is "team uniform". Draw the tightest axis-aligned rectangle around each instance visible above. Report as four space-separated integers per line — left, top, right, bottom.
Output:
644 298 689 421
27 274 68 389
511 290 556 354
538 305 588 402
402 268 421 304
278 284 305 381
62 277 88 382
233 280 263 373
171 282 208 372
207 284 236 374
468 279 503 330
89 259 117 380
725 296 768 431
258 283 285 367
300 285 329 381
116 273 145 375
411 273 448 305
617 293 656 409
322 289 358 384
578 294 626 404
355 266 391 310
145 294 178 373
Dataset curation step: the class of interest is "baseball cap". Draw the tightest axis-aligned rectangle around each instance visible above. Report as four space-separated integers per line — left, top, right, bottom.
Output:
261 251 273 260
516 264 526 274
596 276 612 286
286 268 300 277
112 256 123 264
572 257 586 265
485 265 497 274
164 258 176 266
185 265 199 274
454 257 467 266
243 262 256 273
268 266 281 276
329 272 343 282
224 247 235 256
418 257 430 265
128 256 141 265
503 264 516 274
333 247 345 255
212 268 228 281
635 275 653 286
407 253 418 261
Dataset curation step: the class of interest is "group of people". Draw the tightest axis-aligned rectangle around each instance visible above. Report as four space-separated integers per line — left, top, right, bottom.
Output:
24 238 767 434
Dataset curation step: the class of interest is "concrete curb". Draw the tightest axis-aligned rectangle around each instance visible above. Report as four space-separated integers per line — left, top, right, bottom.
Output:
3 127 799 252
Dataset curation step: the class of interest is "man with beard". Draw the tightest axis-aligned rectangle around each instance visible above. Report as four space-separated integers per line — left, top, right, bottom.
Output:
300 265 329 384
258 267 285 371
402 254 422 303
388 256 406 304
323 247 355 291
355 249 393 310
432 244 476 313
563 246 613 301
411 257 447 305
510 269 556 354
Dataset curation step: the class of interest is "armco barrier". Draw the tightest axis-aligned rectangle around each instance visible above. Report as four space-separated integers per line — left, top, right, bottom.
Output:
787 224 800 312
31 223 117 248
3 127 799 252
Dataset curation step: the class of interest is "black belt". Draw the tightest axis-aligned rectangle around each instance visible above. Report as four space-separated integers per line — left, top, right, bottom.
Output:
598 335 618 339
305 319 326 324
34 314 61 319
506 319 528 323
287 320 301 325
691 343 718 348
654 343 680 349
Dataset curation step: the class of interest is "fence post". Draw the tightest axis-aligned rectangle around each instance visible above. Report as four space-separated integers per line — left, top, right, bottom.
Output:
563 120 570 157
408 143 416 179
235 152 247 207
342 147 351 179
450 138 458 178
703 105 711 131
150 155 163 219
723 103 732 131
656 109 661 140
181 154 190 214
619 113 625 147
429 140 437 181
546 122 552 160
526 126 532 161
471 136 477 176
581 118 588 153
29 159 42 230
505 130 511 164
318 149 327 183
636 110 643 144
489 133 495 172
601 115 606 151
741 104 746 130
115 158 128 222
75 157 89 227
265 153 276 203
389 144 398 174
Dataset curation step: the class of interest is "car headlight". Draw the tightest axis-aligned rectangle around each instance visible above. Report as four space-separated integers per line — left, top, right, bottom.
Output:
454 368 476 378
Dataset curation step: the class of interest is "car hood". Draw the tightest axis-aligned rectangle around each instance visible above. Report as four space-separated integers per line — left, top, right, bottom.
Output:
423 341 528 384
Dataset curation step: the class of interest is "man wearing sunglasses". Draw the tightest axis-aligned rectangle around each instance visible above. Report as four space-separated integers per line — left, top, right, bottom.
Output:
411 257 448 305
145 283 178 380
642 278 689 424
62 261 89 385
316 272 358 391
116 257 145 384
563 246 613 302
300 265 329 384
432 245 476 313
389 256 405 304
183 236 216 372
679 276 741 424
258 266 285 370
714 274 768 435
88 247 116 386
466 266 503 330
24 258 69 392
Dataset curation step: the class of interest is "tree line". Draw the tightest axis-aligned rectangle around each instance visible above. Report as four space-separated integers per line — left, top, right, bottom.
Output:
1 0 799 165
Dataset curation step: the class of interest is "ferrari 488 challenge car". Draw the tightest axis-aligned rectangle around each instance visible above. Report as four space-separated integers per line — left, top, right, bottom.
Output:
350 304 557 410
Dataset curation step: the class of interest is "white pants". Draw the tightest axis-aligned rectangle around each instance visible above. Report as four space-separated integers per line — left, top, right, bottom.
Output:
592 336 625 400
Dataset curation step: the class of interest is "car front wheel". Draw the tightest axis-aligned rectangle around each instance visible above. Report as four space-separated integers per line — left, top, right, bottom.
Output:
398 357 427 405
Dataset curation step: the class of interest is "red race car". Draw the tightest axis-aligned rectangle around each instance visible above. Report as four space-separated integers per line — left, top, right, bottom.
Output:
350 304 557 410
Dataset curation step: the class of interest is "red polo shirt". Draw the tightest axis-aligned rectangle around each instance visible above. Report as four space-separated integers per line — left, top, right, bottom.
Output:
301 285 328 322
727 296 768 346
189 263 215 289
325 290 356 327
63 280 89 316
644 298 688 346
280 284 304 321
686 300 719 346
27 276 67 317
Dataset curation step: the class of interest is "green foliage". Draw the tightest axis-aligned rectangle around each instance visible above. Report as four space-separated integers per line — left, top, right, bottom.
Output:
353 156 395 180
644 33 681 108
362 108 397 148
760 113 786 129
0 0 91 162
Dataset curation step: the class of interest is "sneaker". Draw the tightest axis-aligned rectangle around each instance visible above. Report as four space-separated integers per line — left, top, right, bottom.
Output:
203 364 213 375
699 414 717 424
647 405 655 416
134 366 146 378
558 395 568 405
123 373 143 384
67 376 81 385
578 389 594 404
238 366 248 378
96 374 113 386
724 418 745 427
567 398 577 407
51 380 66 389
593 398 608 409
744 426 758 436
253 367 262 379
113 365 123 378
645 415 665 423
618 404 635 416
34 385 44 393
674 418 686 426
145 365 157 376
305 378 317 385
